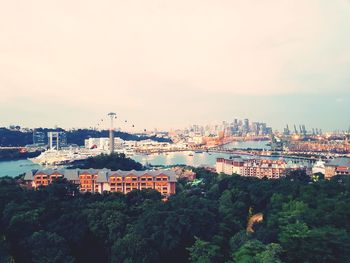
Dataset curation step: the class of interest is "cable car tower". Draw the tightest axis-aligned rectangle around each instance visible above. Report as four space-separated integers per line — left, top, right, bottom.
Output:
108 112 117 154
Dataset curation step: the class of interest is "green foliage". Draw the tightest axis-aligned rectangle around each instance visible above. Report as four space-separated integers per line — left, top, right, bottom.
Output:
0 236 13 263
83 200 128 247
232 240 265 263
111 232 158 263
279 222 310 247
76 153 143 170
21 231 74 263
305 226 350 263
0 149 41 161
277 200 309 226
255 243 283 263
1 169 350 262
187 237 220 263
231 240 283 263
0 128 33 147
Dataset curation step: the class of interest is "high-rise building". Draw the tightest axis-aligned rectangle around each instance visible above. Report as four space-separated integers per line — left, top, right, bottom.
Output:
33 129 46 145
243 119 249 134
47 132 67 150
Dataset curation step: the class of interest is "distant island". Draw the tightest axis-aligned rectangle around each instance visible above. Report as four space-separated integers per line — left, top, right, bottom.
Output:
0 127 171 147
0 149 42 161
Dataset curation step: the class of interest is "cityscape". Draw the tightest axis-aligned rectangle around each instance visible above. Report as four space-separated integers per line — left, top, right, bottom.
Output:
1 116 350 184
1 1 350 262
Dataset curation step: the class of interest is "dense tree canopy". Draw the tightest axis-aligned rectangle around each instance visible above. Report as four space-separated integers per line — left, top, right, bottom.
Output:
73 153 143 171
0 149 42 161
0 168 350 262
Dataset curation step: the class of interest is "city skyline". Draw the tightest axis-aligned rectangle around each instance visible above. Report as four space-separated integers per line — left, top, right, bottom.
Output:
3 113 348 134
1 1 350 130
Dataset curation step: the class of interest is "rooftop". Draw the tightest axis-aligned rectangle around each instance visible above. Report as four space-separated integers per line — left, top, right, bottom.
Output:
327 157 350 168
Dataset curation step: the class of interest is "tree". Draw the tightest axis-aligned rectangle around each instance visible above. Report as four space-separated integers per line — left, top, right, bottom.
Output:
21 231 74 263
187 237 220 263
1 166 350 263
278 222 310 262
111 233 159 263
231 240 283 263
0 236 13 263
84 200 128 248
231 240 266 263
76 153 143 170
255 243 283 263
285 170 310 182
303 226 350 263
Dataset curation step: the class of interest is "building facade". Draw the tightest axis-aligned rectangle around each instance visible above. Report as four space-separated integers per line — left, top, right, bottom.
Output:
24 169 177 196
216 158 244 176
216 157 308 179
324 157 350 179
33 129 46 145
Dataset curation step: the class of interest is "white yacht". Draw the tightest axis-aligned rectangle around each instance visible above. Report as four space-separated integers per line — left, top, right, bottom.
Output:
28 148 103 166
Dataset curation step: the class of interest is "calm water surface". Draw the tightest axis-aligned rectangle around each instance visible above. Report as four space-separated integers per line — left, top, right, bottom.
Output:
223 140 270 150
132 141 271 167
0 159 42 177
0 141 277 177
132 151 234 167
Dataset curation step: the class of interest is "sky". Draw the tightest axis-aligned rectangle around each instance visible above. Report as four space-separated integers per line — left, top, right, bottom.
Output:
0 0 349 132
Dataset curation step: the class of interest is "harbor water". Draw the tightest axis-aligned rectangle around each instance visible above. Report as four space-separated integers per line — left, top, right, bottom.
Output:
0 159 42 177
1 141 309 177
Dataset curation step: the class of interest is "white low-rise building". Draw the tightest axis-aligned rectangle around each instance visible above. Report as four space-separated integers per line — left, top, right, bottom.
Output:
85 137 124 151
312 159 326 175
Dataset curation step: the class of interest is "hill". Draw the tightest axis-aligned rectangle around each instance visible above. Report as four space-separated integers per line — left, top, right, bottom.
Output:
0 127 171 147
0 169 349 262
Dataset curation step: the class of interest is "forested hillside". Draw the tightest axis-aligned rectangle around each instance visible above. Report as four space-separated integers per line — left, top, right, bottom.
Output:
0 128 171 147
0 169 349 263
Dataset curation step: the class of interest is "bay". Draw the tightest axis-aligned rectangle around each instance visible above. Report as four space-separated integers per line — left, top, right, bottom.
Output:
0 159 42 177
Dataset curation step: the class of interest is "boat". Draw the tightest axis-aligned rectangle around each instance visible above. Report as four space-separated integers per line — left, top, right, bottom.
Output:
28 148 103 166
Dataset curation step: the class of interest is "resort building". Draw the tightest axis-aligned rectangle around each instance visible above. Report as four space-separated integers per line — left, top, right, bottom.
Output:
216 157 308 179
324 157 350 179
216 158 244 176
23 169 177 196
172 166 197 181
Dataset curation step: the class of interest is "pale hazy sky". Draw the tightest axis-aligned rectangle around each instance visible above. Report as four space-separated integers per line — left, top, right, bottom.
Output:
0 0 349 131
